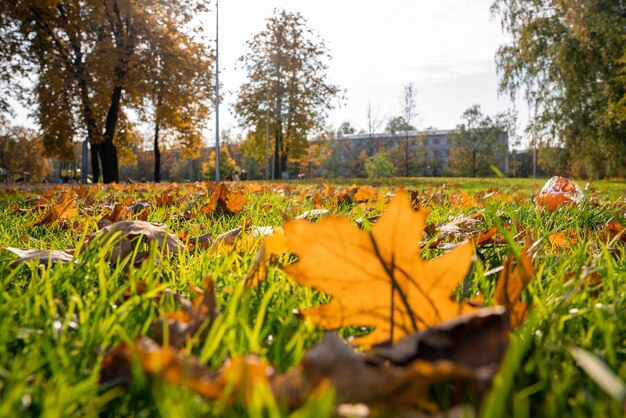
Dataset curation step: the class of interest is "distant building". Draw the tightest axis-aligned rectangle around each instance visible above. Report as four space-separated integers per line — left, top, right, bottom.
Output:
335 129 508 177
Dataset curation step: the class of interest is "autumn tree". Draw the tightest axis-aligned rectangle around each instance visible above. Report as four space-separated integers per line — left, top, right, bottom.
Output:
112 114 142 167
384 84 424 177
0 116 52 181
492 0 626 177
386 116 414 134
295 129 333 178
445 105 509 177
1 0 211 183
235 9 341 179
336 121 356 137
365 151 395 178
203 147 240 180
134 17 213 182
361 102 384 156
321 140 341 178
346 149 369 178
330 104 384 178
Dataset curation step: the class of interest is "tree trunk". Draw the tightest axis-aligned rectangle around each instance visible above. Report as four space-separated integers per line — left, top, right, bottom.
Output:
404 136 409 177
101 85 122 183
76 68 102 183
90 142 101 182
273 126 282 179
281 151 288 177
154 117 161 183
472 150 477 177
98 141 119 183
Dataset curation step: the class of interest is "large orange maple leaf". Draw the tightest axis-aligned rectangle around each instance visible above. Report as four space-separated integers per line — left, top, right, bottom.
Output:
284 191 476 348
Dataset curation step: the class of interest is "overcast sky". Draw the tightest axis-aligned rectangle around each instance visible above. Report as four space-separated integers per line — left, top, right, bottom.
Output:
211 0 528 141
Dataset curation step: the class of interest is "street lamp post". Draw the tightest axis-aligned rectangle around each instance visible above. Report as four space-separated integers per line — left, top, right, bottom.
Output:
81 139 88 184
265 88 270 180
214 0 221 182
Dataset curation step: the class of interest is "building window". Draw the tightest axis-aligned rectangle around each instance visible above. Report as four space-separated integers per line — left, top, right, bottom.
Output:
432 137 439 145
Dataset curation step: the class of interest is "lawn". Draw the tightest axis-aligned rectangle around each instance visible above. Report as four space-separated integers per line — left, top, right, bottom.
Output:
0 177 624 417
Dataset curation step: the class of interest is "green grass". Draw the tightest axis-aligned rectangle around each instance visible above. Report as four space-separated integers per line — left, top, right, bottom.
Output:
0 178 624 417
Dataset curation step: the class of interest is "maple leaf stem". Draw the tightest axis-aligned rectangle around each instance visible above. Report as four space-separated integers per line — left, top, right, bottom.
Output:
368 233 419 337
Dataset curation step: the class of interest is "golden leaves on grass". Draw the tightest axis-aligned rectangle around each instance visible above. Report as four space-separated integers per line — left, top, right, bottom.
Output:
101 308 510 414
548 229 578 251
101 337 272 404
152 277 219 347
283 191 476 347
199 183 247 216
27 192 78 227
10 180 600 415
353 184 380 203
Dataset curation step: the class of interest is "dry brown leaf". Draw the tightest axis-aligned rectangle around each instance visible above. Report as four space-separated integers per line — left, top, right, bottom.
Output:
155 191 175 207
187 232 213 251
199 184 247 216
599 220 626 243
210 226 243 250
383 405 476 418
450 192 474 211
2 247 73 268
473 226 498 247
436 214 481 238
102 309 509 414
225 188 247 214
27 192 78 227
493 250 535 328
244 182 268 195
372 306 507 366
244 232 288 286
100 337 272 403
548 229 578 251
295 209 330 221
273 322 501 413
283 191 476 348
97 203 128 229
86 220 184 264
354 185 379 203
91 220 183 253
423 216 498 251
409 190 424 211
127 201 151 215
564 270 603 287
152 277 219 347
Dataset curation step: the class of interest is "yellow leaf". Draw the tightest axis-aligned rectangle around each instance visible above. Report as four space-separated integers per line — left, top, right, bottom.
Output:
547 229 578 252
244 232 288 286
199 183 247 216
104 337 272 403
226 188 247 213
283 191 475 348
493 249 535 328
353 185 378 203
28 192 78 227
